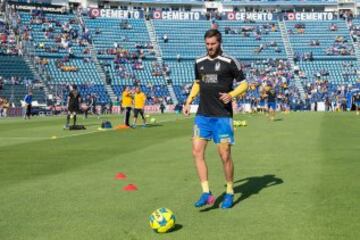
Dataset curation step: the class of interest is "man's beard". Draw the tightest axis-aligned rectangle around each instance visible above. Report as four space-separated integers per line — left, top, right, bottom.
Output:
208 48 221 58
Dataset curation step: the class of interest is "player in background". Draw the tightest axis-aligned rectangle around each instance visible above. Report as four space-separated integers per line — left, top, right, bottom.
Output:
65 84 81 129
132 86 147 127
353 92 360 115
265 84 277 121
121 86 133 127
83 94 92 119
24 91 32 120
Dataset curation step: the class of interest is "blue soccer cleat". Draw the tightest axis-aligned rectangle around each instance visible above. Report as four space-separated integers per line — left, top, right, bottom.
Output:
194 192 215 208
221 194 234 209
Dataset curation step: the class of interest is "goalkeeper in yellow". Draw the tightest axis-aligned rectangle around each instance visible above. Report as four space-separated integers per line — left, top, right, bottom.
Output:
183 29 248 209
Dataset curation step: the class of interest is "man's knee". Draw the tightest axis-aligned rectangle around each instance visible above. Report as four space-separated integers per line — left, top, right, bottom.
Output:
192 139 207 159
192 147 203 159
220 153 231 163
218 143 231 162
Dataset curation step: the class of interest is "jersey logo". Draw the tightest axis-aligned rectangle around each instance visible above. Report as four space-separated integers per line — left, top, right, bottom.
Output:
215 62 221 72
200 66 204 71
202 74 218 84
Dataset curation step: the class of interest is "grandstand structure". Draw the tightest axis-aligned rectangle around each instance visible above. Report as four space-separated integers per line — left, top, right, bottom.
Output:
1 0 360 111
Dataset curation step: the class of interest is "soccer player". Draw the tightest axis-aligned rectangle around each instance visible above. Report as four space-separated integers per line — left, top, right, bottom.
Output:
132 86 147 127
353 92 360 115
83 94 92 119
24 91 32 120
0 97 6 117
91 94 100 118
121 86 133 127
183 29 248 209
65 84 81 128
259 87 267 113
265 84 277 121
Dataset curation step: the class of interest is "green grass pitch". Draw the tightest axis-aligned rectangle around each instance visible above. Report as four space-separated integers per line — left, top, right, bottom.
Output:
0 112 359 240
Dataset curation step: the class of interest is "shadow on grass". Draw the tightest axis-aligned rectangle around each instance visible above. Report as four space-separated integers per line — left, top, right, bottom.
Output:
144 123 163 128
273 118 283 122
200 174 284 212
84 123 101 127
169 224 183 233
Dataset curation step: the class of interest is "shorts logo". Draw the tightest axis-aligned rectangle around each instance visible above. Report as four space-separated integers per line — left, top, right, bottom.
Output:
219 134 229 138
220 137 231 143
215 62 221 71
193 124 200 137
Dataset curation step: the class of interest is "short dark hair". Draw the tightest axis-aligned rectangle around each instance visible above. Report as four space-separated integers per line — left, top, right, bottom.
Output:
204 29 222 43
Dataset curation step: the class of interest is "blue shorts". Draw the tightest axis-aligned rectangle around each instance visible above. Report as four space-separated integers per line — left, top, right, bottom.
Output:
193 115 234 144
259 100 266 107
268 102 276 110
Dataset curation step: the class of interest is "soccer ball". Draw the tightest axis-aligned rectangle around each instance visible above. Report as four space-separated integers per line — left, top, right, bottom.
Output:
233 120 241 127
150 117 156 124
233 120 247 127
149 208 176 233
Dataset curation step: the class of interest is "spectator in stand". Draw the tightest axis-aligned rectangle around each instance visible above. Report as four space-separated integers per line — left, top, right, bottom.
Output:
329 23 338 32
310 40 320 46
162 33 168 43
211 20 218 30
176 53 181 62
68 47 74 58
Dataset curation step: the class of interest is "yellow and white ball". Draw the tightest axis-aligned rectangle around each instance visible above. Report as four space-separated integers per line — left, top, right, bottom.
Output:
149 208 175 233
150 117 157 124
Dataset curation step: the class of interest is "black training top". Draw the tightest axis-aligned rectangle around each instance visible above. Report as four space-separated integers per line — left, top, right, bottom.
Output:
267 88 276 102
194 52 245 117
68 90 81 107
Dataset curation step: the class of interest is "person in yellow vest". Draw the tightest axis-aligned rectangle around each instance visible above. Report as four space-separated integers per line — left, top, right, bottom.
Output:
132 86 147 127
121 86 133 127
